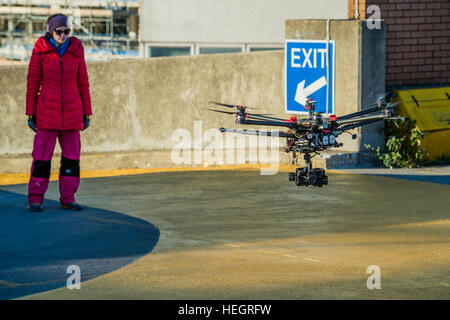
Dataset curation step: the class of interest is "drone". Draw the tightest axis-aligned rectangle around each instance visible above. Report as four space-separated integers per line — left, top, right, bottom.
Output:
209 95 406 187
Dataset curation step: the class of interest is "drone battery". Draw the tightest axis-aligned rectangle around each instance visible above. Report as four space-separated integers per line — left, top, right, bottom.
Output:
323 135 329 145
329 135 335 144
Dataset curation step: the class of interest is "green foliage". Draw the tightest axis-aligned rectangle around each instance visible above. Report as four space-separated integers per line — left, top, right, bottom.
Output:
365 119 428 168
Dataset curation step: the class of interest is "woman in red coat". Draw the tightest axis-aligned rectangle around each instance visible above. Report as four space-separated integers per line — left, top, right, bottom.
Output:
26 14 92 212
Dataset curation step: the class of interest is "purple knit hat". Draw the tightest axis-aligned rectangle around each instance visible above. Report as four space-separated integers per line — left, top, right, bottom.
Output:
48 14 70 34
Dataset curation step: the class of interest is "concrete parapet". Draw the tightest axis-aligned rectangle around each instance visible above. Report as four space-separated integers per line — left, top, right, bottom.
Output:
1 51 286 159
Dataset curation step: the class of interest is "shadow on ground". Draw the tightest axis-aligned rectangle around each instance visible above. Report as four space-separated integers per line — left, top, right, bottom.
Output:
372 174 450 185
0 190 160 300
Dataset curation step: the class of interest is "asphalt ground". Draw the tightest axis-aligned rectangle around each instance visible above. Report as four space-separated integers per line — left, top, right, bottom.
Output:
0 166 449 299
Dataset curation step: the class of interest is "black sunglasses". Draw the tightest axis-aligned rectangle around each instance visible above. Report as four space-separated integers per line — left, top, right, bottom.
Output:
54 29 71 35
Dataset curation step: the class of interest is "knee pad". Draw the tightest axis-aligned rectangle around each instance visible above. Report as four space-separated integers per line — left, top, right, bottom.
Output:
32 160 51 179
60 156 80 177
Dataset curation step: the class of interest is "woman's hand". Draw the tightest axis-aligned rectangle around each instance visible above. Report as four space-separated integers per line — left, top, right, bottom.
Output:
27 116 37 132
82 116 90 131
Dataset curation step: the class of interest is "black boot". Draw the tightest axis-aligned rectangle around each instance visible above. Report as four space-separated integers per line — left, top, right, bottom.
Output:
30 203 43 212
61 202 83 211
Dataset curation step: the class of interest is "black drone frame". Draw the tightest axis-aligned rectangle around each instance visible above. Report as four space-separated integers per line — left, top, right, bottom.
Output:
209 96 406 187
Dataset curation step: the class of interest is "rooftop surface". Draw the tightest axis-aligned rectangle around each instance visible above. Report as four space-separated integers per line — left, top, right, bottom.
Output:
1 166 449 299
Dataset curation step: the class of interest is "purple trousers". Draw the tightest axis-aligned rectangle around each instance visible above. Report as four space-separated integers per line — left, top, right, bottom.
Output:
28 129 81 205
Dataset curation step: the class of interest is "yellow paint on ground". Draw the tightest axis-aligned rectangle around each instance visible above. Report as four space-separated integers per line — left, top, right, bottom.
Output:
256 249 297 259
223 244 241 248
384 219 450 229
302 257 321 263
0 164 348 186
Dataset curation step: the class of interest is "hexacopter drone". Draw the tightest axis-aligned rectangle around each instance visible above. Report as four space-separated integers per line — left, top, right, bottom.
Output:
209 95 405 187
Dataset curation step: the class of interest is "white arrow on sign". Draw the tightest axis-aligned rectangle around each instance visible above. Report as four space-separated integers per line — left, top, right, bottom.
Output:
294 76 327 106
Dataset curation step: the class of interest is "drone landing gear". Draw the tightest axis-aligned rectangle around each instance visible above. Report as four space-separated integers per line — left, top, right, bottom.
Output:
288 152 328 187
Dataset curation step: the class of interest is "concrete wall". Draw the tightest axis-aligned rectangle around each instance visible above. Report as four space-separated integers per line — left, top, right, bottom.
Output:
1 51 289 173
140 0 348 44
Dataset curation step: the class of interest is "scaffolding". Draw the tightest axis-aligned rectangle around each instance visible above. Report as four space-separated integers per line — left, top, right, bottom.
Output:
0 0 140 61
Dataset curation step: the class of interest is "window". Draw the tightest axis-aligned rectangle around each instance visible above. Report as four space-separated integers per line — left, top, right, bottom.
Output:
199 47 243 55
148 46 191 57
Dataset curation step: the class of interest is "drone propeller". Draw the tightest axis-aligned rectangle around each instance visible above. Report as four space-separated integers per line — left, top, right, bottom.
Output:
209 101 234 108
386 102 399 107
375 91 392 103
208 108 236 115
209 101 254 109
208 109 277 119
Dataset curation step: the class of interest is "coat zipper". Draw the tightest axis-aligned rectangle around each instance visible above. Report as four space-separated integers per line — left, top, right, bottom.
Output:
60 56 64 129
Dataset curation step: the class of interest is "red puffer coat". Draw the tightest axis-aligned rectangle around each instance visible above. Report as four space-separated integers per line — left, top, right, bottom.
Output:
26 36 92 130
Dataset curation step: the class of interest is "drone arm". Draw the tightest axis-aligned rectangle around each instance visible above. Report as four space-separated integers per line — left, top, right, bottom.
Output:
337 105 386 120
246 114 287 122
238 118 293 128
338 118 385 132
220 127 294 138
336 114 390 126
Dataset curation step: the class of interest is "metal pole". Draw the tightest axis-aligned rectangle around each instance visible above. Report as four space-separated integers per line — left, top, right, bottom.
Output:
355 0 360 19
325 19 330 115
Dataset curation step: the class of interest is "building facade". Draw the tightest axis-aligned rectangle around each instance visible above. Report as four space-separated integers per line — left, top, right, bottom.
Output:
350 0 449 87
0 0 139 61
139 0 349 58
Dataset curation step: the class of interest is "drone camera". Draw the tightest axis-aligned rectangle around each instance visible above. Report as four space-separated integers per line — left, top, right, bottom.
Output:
289 167 328 187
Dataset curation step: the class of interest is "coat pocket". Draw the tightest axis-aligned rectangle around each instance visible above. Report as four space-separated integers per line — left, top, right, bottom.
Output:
37 88 47 111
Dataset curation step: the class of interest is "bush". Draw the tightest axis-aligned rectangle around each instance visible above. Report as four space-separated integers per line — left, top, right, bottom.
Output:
365 119 428 168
